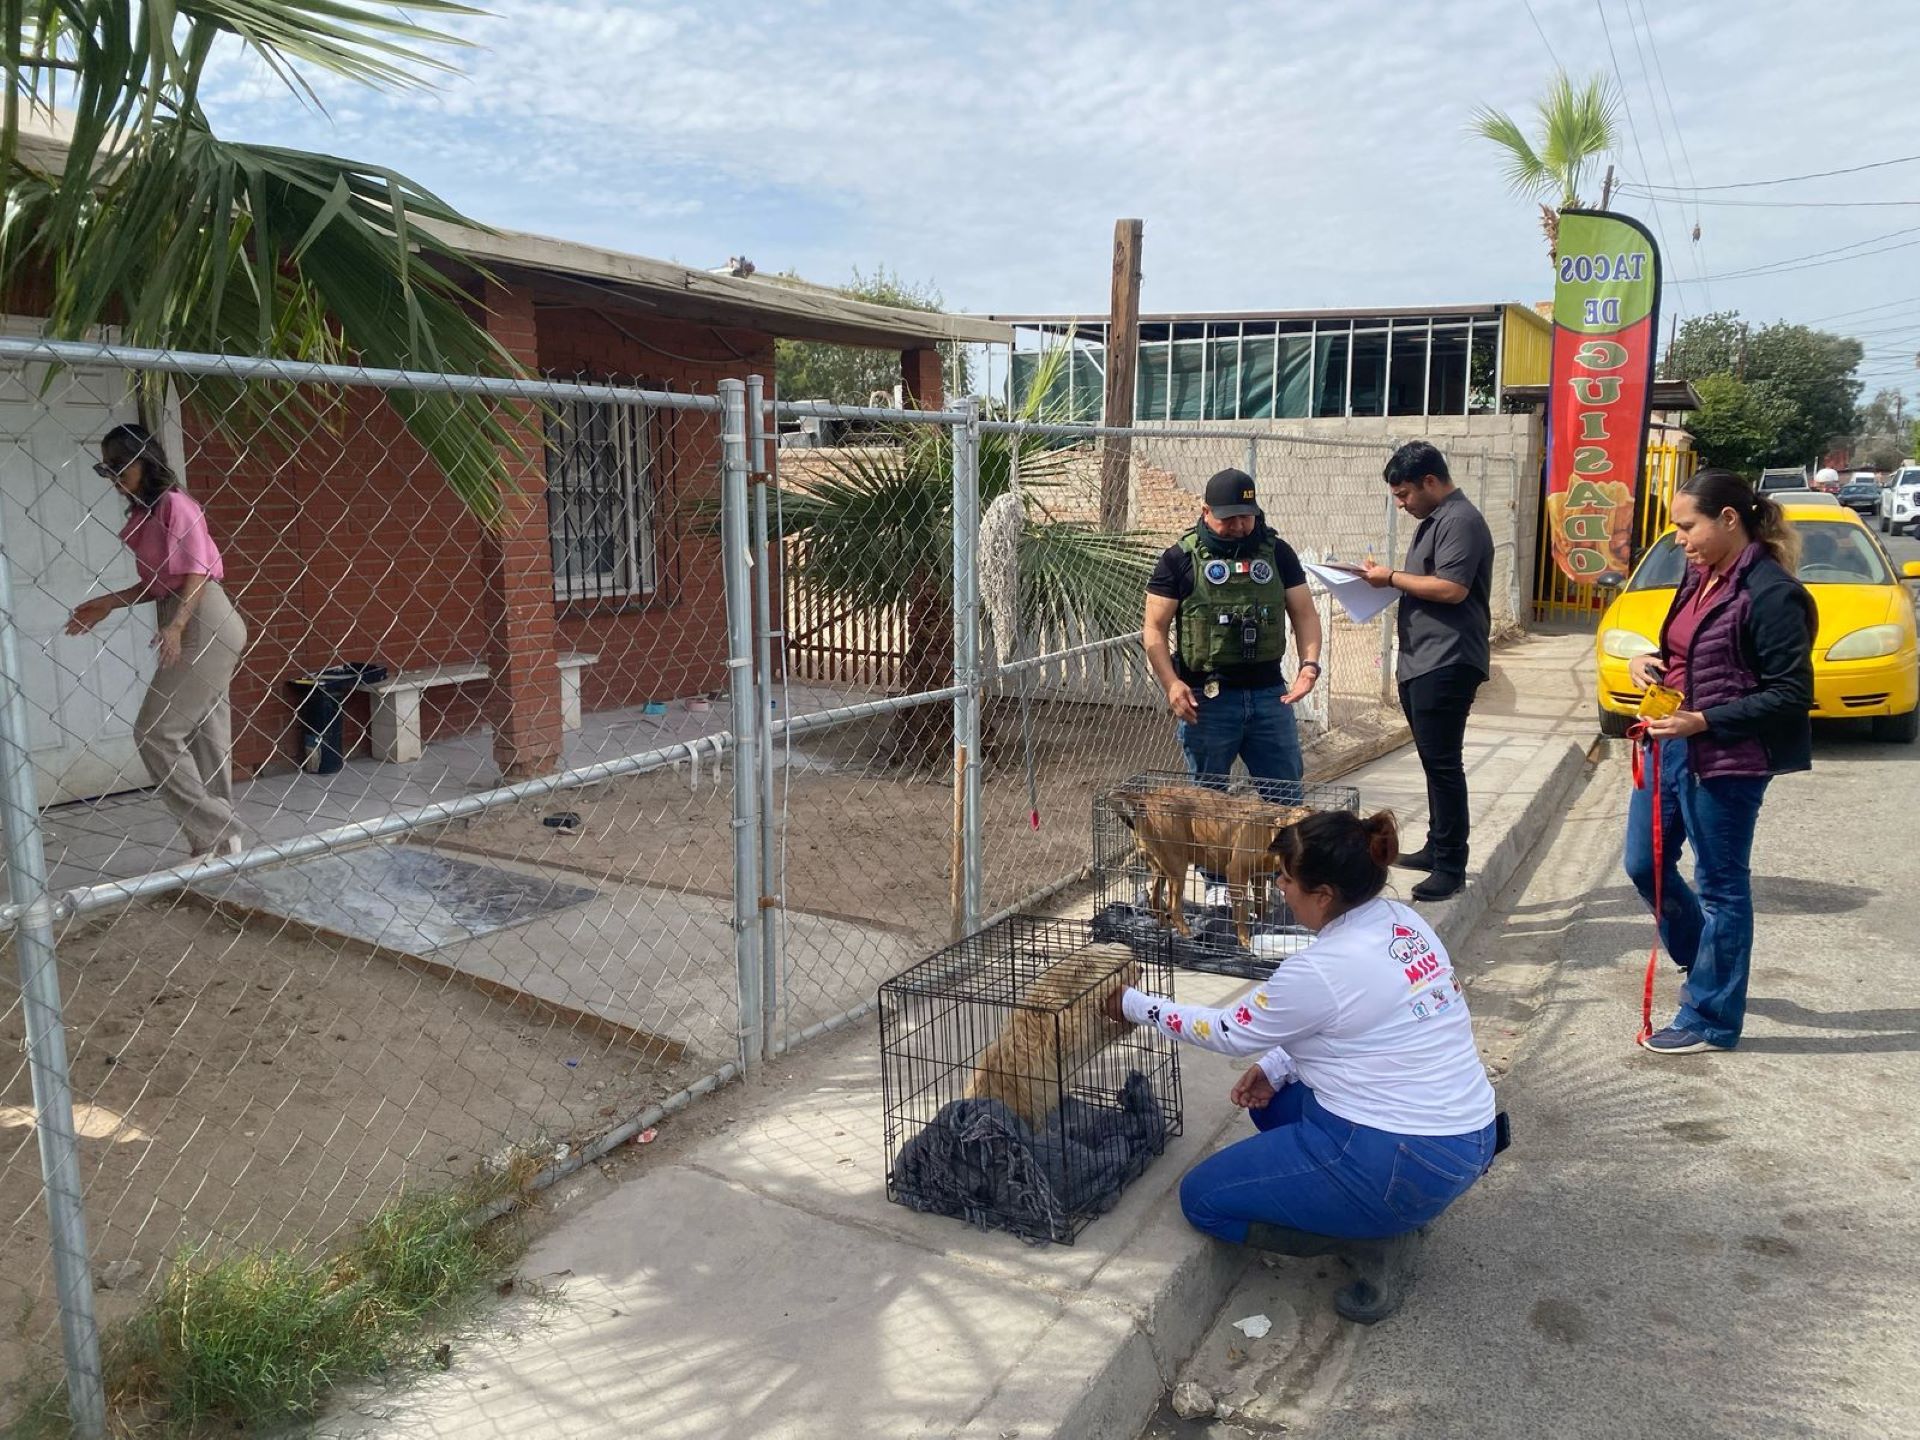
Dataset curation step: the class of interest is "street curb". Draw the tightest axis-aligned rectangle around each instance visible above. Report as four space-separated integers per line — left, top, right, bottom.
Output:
967 730 1593 1440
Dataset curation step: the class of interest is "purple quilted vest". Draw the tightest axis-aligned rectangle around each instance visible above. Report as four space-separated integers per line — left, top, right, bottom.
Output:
1665 544 1771 779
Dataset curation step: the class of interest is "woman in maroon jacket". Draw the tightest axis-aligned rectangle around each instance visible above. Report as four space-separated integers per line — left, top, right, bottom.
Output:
1623 469 1815 1054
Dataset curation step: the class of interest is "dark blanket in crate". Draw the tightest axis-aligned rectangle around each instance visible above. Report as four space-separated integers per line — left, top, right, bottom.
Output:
892 1071 1168 1242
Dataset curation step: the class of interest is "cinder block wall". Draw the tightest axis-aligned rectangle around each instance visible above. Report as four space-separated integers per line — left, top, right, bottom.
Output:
1131 414 1543 632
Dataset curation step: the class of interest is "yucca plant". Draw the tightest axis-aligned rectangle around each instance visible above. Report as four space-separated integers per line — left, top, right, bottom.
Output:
778 348 1158 764
1470 70 1621 260
2 2 522 520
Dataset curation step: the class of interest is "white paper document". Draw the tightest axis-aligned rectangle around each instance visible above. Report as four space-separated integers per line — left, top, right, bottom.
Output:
1303 561 1401 623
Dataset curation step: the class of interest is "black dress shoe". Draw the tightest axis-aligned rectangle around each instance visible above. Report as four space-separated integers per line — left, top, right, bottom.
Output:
1411 870 1466 902
1394 845 1435 873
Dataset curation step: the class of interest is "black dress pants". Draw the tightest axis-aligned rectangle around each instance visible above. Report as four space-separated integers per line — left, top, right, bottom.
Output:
1397 664 1484 872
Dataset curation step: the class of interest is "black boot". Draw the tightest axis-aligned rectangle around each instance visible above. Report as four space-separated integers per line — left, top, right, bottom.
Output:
1332 1231 1423 1325
1394 844 1435 873
1411 870 1466 902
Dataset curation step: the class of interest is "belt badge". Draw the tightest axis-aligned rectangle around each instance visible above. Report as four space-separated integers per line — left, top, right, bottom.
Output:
1203 679 1221 699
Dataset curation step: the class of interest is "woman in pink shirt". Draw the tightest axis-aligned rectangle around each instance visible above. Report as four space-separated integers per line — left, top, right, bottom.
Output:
65 424 248 858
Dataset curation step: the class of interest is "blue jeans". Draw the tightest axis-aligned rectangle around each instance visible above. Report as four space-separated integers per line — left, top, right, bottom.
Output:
1622 737 1770 1048
1177 684 1303 798
1179 1083 1496 1243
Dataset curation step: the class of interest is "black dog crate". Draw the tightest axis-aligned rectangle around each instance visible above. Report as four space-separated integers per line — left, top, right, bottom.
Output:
1090 770 1361 980
880 916 1182 1245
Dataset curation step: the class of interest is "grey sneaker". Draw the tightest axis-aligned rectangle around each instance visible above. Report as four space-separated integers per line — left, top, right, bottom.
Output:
1639 1026 1713 1054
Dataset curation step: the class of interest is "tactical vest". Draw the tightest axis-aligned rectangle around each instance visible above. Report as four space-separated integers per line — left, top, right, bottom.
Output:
1175 530 1289 674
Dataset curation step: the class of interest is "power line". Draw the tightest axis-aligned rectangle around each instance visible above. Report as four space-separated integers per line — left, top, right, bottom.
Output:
1629 0 1710 307
1807 294 1920 324
1519 0 1563 68
1622 0 1711 309
1596 1 1686 317
1620 188 1920 209
1669 226 1920 284
1629 152 1920 193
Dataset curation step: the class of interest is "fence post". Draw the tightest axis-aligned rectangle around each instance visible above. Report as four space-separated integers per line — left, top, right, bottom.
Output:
952 400 984 932
1244 435 1258 483
719 379 763 1073
747 375 784 1061
1379 483 1399 706
0 504 106 1436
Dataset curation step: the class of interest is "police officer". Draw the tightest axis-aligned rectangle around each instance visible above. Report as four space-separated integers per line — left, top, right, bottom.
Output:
1145 468 1323 794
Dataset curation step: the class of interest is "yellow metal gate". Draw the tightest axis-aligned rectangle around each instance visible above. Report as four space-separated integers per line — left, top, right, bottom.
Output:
1532 439 1696 624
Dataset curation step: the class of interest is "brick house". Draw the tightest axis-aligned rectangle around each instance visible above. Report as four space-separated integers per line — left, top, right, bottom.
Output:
0 207 1008 802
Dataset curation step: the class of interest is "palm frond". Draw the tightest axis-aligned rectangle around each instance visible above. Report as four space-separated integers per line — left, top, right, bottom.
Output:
1469 104 1551 201
1537 71 1619 209
4 2 519 519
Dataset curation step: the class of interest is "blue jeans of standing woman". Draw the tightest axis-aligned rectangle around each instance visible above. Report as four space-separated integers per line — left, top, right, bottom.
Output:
1178 684 1303 798
1622 737 1771 1048
1179 1082 1496 1243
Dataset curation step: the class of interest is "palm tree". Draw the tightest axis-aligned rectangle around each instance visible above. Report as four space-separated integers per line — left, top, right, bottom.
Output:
1470 71 1621 260
778 350 1158 765
2 3 519 519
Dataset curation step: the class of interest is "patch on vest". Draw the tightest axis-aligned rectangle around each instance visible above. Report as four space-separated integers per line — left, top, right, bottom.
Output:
1202 559 1231 584
1250 558 1274 584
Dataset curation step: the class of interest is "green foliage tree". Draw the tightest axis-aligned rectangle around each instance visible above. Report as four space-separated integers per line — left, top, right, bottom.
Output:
1662 311 1863 471
1852 388 1911 471
1470 70 1620 258
3 2 520 519
773 266 973 403
1682 373 1803 475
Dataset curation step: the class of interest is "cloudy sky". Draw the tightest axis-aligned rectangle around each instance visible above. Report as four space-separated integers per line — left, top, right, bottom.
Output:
204 0 1920 404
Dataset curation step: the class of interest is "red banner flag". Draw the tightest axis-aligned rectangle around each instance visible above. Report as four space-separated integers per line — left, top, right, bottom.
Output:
1545 210 1662 583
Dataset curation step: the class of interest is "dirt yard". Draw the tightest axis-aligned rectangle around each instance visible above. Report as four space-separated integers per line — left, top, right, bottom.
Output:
435 698 1182 952
0 899 700 1414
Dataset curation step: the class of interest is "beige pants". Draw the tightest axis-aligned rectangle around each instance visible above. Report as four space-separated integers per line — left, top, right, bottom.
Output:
135 582 247 855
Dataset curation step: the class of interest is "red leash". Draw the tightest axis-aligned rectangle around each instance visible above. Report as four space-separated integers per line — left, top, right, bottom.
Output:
1629 727 1663 1043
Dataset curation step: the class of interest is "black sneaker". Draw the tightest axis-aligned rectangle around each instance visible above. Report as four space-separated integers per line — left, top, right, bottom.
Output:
1395 845 1436 873
1411 870 1466 902
1639 1026 1714 1054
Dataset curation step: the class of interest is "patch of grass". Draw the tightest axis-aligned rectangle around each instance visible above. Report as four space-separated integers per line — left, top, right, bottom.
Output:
8 1173 528 1437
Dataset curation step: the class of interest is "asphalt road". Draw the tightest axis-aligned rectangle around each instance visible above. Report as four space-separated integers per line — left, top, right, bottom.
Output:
1143 723 1920 1439
1879 520 1920 573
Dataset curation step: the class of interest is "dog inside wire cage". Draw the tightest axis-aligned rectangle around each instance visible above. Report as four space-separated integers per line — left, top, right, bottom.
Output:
1090 770 1361 978
879 918 1182 1245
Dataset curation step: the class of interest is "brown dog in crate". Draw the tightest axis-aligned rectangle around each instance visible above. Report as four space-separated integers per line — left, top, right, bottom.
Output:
1111 784 1310 947
964 943 1139 1130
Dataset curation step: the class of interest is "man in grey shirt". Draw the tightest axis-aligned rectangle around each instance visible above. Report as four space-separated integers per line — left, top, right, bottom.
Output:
1360 441 1493 901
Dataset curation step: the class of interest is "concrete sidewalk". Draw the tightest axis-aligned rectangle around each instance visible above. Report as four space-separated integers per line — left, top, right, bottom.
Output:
318 635 1596 1440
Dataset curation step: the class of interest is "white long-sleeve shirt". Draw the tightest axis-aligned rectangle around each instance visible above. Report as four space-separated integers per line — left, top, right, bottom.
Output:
1120 896 1495 1136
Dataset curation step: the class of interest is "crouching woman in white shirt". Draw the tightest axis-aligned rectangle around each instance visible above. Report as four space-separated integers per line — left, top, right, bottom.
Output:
1104 809 1498 1243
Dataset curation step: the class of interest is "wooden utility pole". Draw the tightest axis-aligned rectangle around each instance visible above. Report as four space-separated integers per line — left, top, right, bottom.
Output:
1600 164 1615 210
1099 218 1143 531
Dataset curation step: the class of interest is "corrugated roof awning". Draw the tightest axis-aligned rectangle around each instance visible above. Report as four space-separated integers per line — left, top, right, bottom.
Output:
1501 379 1702 412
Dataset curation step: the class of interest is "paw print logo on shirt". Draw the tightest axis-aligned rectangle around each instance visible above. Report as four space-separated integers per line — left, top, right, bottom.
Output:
1192 1019 1212 1040
1253 991 1271 1010
1234 1005 1254 1026
1165 1012 1183 1034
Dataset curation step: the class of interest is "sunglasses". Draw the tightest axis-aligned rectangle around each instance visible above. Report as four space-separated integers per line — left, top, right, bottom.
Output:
92 459 133 479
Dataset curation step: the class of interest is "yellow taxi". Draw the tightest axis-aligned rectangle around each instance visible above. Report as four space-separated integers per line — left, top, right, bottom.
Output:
1595 501 1920 743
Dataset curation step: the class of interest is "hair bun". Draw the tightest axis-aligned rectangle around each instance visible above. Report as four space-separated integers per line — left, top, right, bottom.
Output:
1360 810 1399 868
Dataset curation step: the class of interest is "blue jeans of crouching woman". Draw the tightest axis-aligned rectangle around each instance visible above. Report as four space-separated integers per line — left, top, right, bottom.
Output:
1179 1082 1497 1244
1622 736 1771 1048
1177 684 1303 798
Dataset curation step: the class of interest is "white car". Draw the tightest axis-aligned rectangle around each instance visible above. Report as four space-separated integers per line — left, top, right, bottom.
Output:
1879 467 1920 534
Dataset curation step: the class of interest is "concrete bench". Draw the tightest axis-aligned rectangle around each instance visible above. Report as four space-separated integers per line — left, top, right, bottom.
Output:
358 652 599 763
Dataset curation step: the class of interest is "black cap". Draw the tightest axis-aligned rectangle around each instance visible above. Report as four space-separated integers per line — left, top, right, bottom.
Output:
1204 468 1259 518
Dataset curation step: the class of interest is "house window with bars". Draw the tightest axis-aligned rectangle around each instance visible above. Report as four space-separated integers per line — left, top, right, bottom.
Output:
545 399 656 601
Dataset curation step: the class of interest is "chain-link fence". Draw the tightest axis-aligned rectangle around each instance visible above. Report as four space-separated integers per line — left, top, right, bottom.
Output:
0 337 1516 1430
